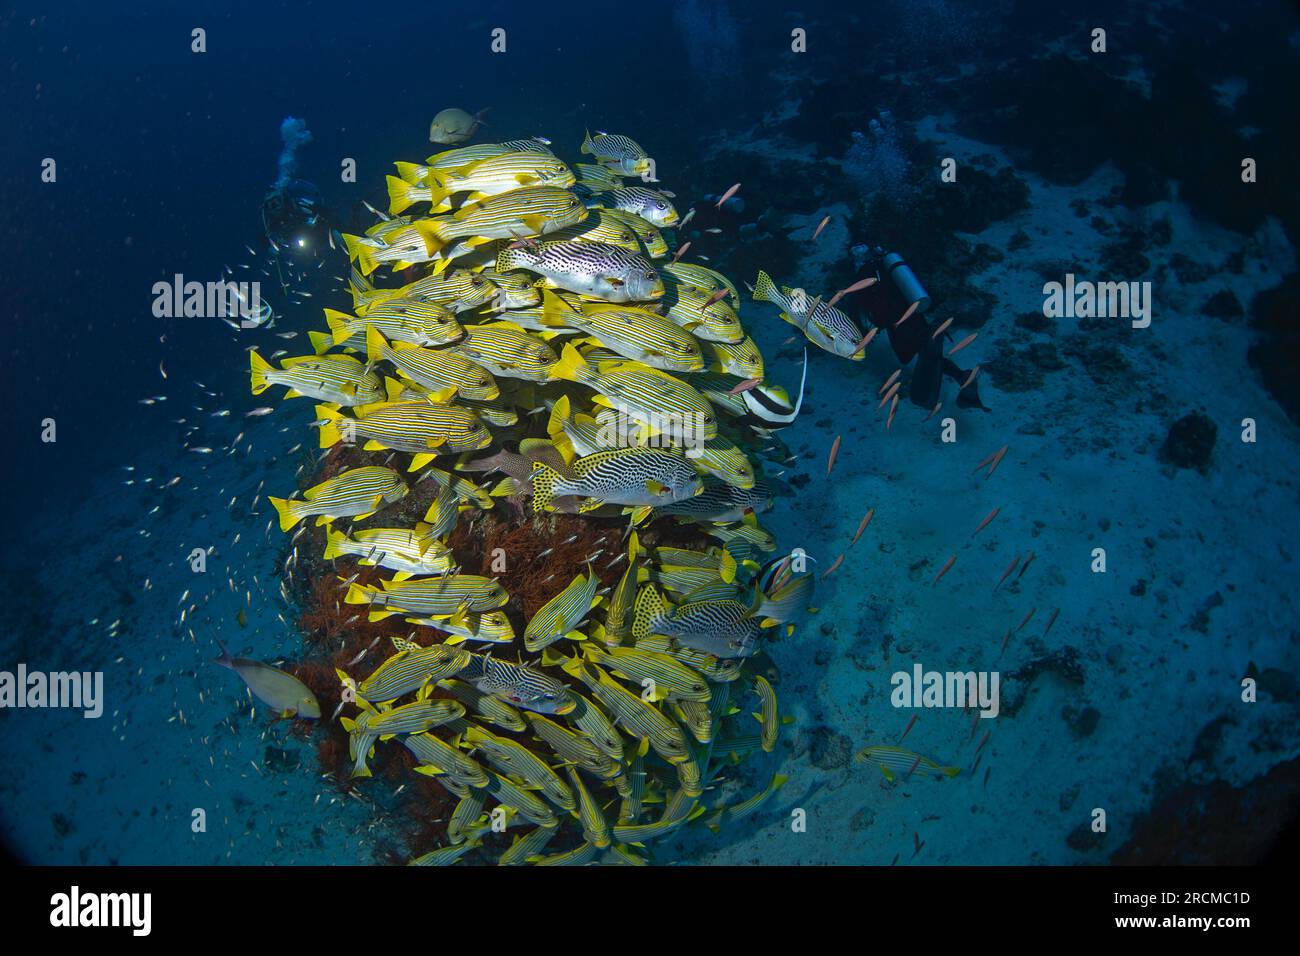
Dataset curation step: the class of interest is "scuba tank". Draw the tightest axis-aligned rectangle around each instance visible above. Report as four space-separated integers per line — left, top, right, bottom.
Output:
879 250 931 315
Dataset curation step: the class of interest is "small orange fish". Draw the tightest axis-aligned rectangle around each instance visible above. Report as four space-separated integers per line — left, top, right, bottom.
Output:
727 378 761 395
877 380 900 410
973 443 1009 478
827 276 877 308
879 369 901 395
812 215 831 240
924 401 942 422
1043 607 1060 637
821 553 845 579
827 435 842 476
972 507 1000 536
948 331 978 356
961 365 981 390
931 316 953 340
1015 606 1036 632
1017 550 1036 581
932 554 956 585
671 241 691 264
895 300 920 327
851 508 874 546
994 553 1019 591
886 393 899 430
900 713 918 742
986 444 1008 478
703 288 730 308
715 183 741 208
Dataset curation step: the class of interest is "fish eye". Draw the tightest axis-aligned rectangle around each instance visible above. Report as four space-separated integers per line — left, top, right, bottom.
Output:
645 272 655 280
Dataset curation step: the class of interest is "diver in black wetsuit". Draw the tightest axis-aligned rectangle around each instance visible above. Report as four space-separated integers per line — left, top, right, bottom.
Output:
849 248 989 413
260 178 330 252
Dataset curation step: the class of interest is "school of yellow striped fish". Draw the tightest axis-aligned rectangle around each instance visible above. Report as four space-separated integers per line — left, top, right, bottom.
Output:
251 128 820 865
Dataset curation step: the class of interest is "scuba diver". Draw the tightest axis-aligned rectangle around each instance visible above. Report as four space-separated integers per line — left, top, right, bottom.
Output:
258 116 365 260
848 247 989 413
260 176 335 255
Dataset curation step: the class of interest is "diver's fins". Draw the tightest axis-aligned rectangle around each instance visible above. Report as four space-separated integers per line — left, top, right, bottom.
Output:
943 359 990 411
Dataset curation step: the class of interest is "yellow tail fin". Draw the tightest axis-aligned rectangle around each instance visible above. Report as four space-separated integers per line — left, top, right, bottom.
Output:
413 219 447 256
316 403 345 448
342 234 379 275
553 342 591 385
308 329 332 354
365 324 390 365
323 528 348 561
249 350 273 395
268 496 302 532
323 308 356 345
546 394 577 463
393 161 425 184
386 175 420 216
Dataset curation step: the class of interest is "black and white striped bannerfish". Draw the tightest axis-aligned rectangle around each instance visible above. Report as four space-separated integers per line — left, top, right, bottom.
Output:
464 652 577 715
268 465 407 531
315 401 492 467
346 574 510 618
345 638 472 704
